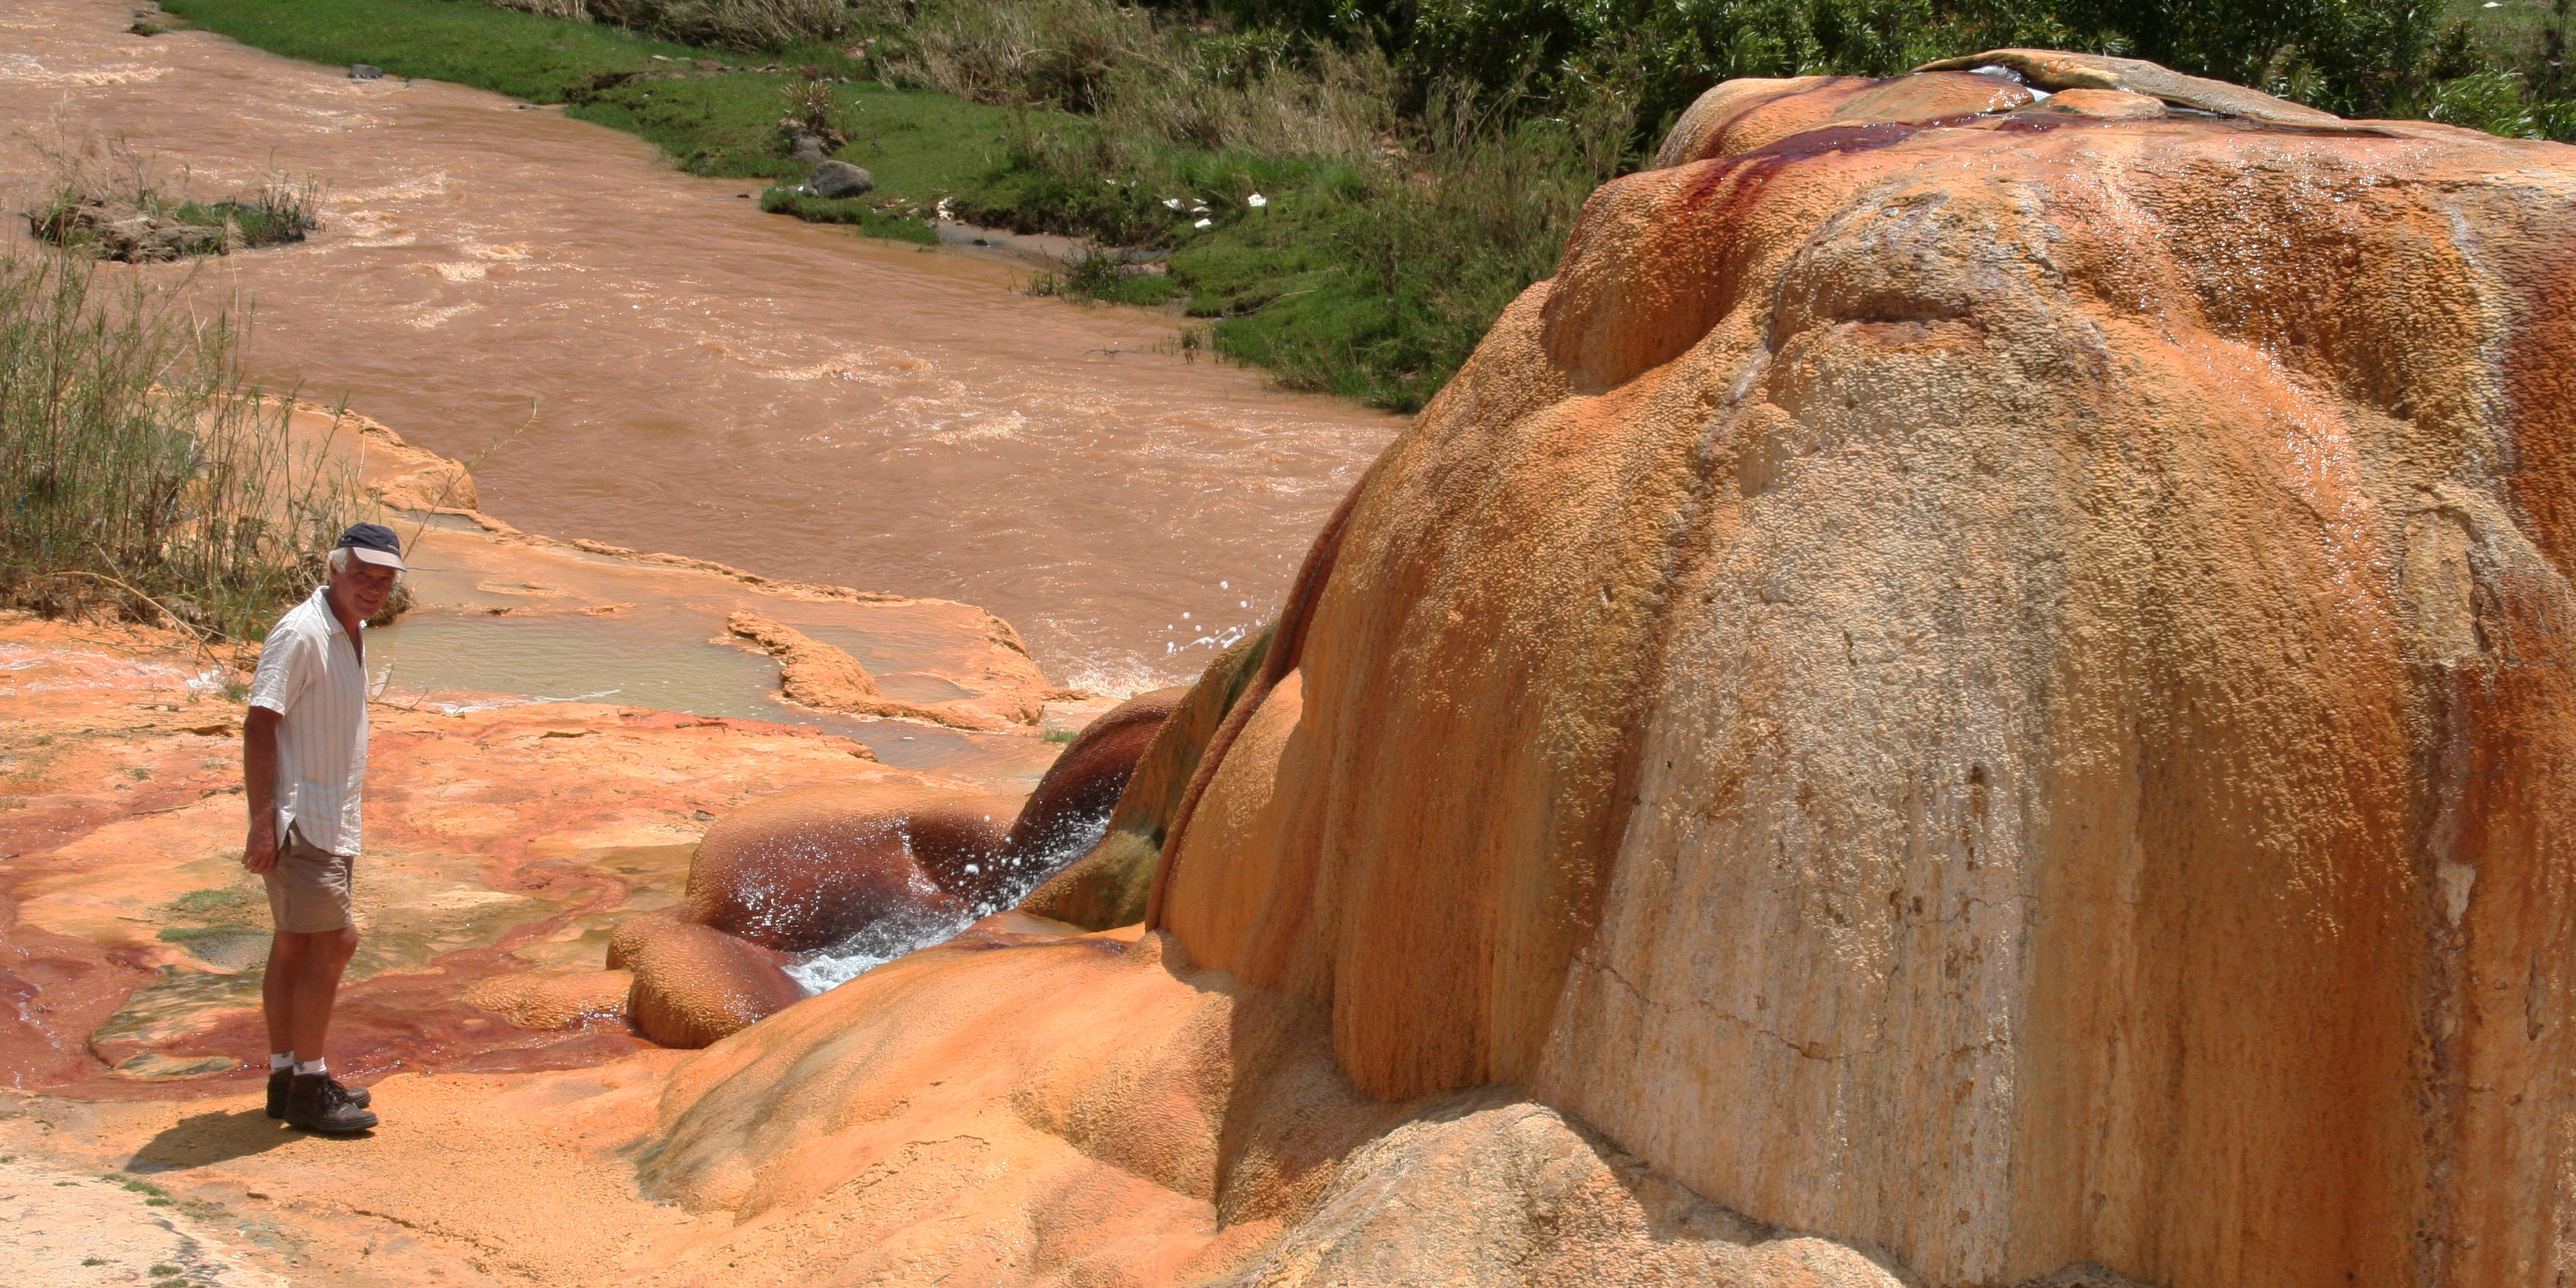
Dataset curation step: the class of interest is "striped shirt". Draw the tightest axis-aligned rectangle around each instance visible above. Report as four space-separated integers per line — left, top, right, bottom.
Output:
248 586 370 856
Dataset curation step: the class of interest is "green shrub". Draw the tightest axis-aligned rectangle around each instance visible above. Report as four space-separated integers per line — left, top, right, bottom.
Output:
1199 78 1634 411
2428 67 2544 136
0 253 363 641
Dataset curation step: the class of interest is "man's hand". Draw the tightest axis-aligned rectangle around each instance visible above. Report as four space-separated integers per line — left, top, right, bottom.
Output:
243 817 280 874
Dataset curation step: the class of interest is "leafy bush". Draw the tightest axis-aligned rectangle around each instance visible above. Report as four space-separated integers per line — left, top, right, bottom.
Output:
2429 67 2544 136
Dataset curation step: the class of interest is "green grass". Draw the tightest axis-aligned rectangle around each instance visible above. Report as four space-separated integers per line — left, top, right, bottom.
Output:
160 0 1064 227
168 886 258 915
160 0 701 101
1029 252 1181 308
756 187 937 243
32 173 321 263
172 200 312 247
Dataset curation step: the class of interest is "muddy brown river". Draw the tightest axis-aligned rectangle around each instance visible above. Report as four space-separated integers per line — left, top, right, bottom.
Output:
1 0 1400 692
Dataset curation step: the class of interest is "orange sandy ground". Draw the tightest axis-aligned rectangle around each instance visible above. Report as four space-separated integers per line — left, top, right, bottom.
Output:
0 611 1066 1286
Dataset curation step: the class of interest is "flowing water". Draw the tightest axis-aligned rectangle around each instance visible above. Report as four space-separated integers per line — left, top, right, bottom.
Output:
1 0 1401 693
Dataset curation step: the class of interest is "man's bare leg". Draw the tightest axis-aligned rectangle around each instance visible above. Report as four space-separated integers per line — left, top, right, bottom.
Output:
262 932 311 1060
284 926 359 1062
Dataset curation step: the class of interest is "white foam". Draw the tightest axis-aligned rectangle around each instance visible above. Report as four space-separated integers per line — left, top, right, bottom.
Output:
787 810 1114 994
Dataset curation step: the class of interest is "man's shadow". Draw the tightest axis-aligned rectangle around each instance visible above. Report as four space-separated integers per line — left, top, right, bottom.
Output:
126 1105 325 1172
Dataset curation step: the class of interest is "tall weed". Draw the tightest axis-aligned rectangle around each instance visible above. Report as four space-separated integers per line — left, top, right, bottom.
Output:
0 253 362 642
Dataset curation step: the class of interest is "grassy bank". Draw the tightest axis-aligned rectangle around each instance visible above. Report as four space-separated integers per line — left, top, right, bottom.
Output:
0 253 363 643
157 0 2572 414
159 0 1042 208
153 0 1614 409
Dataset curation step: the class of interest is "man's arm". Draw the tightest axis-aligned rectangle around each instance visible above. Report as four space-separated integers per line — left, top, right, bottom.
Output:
243 705 282 874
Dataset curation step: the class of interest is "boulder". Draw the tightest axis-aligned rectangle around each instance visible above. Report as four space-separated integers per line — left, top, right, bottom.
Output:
607 910 803 1049
1150 54 2576 1288
679 784 991 953
805 159 874 198
1210 1093 1908 1287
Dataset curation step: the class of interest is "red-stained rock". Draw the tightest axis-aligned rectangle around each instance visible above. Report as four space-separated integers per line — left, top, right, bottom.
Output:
678 785 990 955
973 686 1189 903
608 910 805 1049
612 690 1187 1046
0 611 1019 1098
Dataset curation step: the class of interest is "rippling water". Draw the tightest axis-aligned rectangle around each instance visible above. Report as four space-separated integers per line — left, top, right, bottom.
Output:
1 0 1401 692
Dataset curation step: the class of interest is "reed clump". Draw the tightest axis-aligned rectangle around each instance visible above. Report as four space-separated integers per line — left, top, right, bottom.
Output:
0 253 363 643
27 142 319 263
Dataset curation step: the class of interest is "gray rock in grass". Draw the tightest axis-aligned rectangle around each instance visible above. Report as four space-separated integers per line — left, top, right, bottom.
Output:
805 160 875 199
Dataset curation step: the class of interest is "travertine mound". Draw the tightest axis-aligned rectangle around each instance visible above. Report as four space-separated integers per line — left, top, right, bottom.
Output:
645 54 2576 1288
643 924 1913 1288
1149 57 2576 1288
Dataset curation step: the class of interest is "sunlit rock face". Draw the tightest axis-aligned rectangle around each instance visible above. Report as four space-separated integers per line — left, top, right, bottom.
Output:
1154 52 2576 1288
644 53 2576 1288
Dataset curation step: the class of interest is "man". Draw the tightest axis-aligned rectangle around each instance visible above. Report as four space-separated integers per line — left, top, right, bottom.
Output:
241 523 405 1134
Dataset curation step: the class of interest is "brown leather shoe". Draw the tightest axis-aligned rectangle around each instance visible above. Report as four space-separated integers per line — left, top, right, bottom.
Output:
284 1071 379 1133
268 1068 370 1119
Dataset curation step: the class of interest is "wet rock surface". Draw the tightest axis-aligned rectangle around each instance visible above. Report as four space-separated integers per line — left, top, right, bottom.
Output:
611 687 1181 1046
0 582 1050 1098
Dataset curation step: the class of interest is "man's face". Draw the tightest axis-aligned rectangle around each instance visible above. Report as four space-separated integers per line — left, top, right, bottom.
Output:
329 556 400 623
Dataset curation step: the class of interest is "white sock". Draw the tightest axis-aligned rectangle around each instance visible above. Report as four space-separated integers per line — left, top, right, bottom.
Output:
269 1052 294 1072
293 1057 326 1076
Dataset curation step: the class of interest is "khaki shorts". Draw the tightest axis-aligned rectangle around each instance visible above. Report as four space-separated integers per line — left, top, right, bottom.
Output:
264 822 355 934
